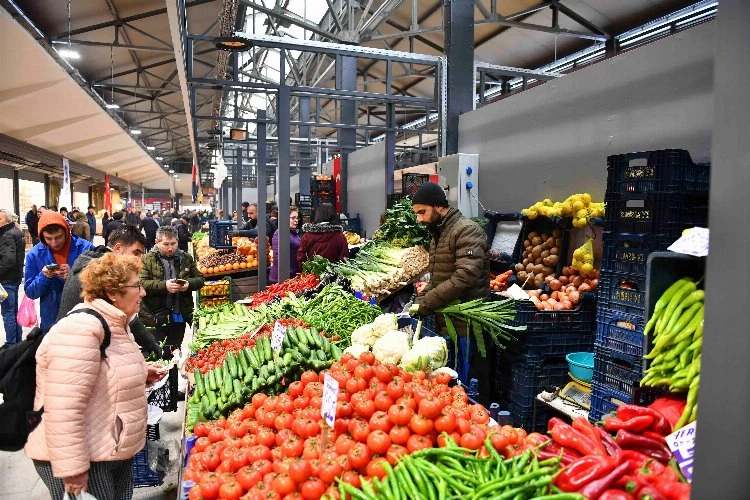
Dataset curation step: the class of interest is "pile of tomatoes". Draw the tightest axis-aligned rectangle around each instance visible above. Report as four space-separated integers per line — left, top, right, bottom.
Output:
184 352 531 499
186 318 310 374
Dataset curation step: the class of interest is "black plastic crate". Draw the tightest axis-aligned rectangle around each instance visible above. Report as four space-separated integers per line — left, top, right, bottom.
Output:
588 382 632 423
504 397 551 433
606 149 710 195
595 307 646 357
294 193 312 205
512 216 572 281
402 173 431 196
604 191 709 236
496 355 570 407
601 232 675 276
592 348 643 396
148 366 179 412
133 424 162 488
597 271 647 316
208 220 237 249
511 299 596 334
342 214 362 235
505 331 595 366
311 178 334 192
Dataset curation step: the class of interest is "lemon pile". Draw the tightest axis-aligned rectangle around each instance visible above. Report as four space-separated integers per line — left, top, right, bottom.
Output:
572 238 595 277
521 193 605 228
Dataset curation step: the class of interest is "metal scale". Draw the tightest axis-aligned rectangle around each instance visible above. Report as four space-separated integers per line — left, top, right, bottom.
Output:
559 372 592 410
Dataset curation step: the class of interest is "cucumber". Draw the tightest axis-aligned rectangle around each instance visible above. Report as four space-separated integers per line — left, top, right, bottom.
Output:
194 369 206 399
310 328 323 348
295 327 309 346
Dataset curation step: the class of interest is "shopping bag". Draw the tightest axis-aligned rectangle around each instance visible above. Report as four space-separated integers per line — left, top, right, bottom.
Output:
0 283 7 303
16 294 37 328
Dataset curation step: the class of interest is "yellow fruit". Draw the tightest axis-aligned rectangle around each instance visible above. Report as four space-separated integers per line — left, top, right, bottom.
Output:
527 210 538 220
581 262 594 275
573 200 585 212
577 209 588 219
582 193 592 205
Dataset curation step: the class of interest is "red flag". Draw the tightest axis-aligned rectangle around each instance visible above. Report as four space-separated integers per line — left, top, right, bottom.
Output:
191 163 198 202
104 175 112 213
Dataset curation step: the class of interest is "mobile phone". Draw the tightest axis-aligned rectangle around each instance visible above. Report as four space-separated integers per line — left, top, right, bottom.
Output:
45 264 61 271
174 279 188 286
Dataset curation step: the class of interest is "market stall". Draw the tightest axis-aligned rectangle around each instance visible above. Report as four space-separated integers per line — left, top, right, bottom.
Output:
135 176 705 499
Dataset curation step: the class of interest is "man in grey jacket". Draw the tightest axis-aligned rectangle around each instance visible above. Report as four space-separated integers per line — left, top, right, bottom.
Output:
56 224 162 357
0 210 25 345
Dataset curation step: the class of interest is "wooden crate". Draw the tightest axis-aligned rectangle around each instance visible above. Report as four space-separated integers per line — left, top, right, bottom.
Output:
232 276 259 299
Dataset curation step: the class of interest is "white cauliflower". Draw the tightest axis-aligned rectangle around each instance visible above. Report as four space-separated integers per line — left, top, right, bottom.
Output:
372 330 410 365
350 314 398 347
343 344 370 358
399 336 449 373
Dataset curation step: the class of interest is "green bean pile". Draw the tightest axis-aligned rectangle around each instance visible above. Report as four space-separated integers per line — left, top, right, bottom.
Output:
301 284 381 346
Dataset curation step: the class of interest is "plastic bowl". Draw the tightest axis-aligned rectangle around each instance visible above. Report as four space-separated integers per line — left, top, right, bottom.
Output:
566 352 595 383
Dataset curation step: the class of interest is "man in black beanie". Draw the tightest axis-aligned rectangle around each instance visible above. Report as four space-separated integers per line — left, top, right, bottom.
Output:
409 182 492 403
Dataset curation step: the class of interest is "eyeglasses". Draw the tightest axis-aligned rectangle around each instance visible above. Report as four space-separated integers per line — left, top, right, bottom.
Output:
121 283 144 291
290 216 299 220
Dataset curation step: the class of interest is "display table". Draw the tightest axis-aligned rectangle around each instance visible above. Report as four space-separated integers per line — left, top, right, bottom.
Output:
535 391 589 421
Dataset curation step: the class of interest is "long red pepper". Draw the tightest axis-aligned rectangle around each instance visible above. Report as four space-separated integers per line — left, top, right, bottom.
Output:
615 430 673 462
549 420 607 456
554 455 615 491
596 427 622 457
616 405 672 435
578 461 630 499
573 416 608 455
604 415 654 433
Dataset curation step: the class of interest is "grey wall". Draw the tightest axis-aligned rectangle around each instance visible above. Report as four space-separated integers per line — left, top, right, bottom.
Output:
347 142 387 237
459 21 715 211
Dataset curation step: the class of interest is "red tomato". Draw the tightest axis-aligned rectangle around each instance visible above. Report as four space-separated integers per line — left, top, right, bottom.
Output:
366 458 389 479
434 372 451 385
489 431 510 451
337 388 351 402
369 411 392 432
409 414 434 436
456 417 472 435
300 371 318 385
219 479 243 499
347 442 371 470
387 403 413 426
252 393 267 409
215 459 235 474
437 432 461 448
288 458 312 484
330 370 349 387
274 412 294 432
396 395 417 412
336 401 354 419
276 396 294 414
359 352 375 365
194 436 211 453
386 378 405 400
281 436 304 458
348 418 370 443
418 396 444 420
208 426 226 443
228 420 249 438
389 425 410 446
385 444 407 466
299 478 326 500
366 430 392 455
289 381 304 398
241 434 258 448
340 470 361 489
304 382 323 398
257 428 276 448
276 429 295 448
261 410 278 428
318 460 343 484
434 412 457 434
406 434 433 453
373 364 394 383
309 396 323 409
272 474 296 496
237 465 262 490
200 451 221 471
373 391 394 412
194 422 211 438
460 432 483 450
335 434 355 456
293 395 310 410
470 405 490 425
354 363 374 381
231 449 250 470
353 398 376 420
253 459 273 476
346 376 366 394
199 473 221 499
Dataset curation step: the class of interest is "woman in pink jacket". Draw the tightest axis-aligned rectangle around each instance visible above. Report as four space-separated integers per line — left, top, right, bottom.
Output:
25 253 168 499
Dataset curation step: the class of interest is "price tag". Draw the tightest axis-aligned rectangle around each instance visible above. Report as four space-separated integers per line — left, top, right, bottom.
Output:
321 373 339 429
665 421 696 482
667 227 709 257
271 322 286 353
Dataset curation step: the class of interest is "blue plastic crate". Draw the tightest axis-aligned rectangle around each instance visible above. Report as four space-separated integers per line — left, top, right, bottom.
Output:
588 382 632 423
604 191 710 237
592 348 643 396
595 307 646 357
507 330 596 365
606 149 710 195
510 299 596 334
133 424 162 488
496 356 570 409
208 220 237 249
597 271 647 316
342 214 362 235
601 232 675 276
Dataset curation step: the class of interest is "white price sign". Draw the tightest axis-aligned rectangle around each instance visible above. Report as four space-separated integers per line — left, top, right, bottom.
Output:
666 421 696 482
667 227 709 257
321 373 339 429
271 322 286 353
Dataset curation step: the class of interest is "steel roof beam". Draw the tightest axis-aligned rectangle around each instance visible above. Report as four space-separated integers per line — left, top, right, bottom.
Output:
51 39 173 53
238 0 343 42
475 18 608 41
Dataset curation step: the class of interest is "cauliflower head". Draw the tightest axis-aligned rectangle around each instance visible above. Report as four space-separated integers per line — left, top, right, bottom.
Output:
372 330 410 365
343 344 370 358
399 336 448 373
351 313 398 347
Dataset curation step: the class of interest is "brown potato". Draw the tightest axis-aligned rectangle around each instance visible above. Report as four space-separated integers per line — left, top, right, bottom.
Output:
553 229 562 238
531 237 543 247
522 258 530 266
531 245 543 258
528 232 539 240
542 266 555 275
546 255 559 267
526 263 535 273
533 264 544 273
523 239 531 248
541 233 549 241
515 263 525 272
534 257 543 265
517 271 528 282
534 274 545 287
550 247 559 256
541 250 550 259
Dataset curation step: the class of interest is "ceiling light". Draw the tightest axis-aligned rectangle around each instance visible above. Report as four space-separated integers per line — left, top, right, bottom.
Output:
130 129 142 135
105 103 120 109
58 48 80 60
156 156 163 161
169 169 175 174
215 35 254 52
146 146 155 151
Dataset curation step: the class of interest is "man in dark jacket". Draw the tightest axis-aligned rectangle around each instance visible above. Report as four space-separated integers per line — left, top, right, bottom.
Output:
26 204 39 245
56 225 162 357
0 210 25 344
409 182 492 400
125 209 140 227
86 206 97 242
103 211 125 244
176 215 191 252
140 212 160 250
235 202 276 238
140 226 204 358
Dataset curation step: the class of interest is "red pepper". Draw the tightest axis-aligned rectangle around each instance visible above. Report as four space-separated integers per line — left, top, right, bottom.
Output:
604 415 654 433
573 416 608 455
555 455 616 492
617 404 672 435
618 450 652 473
658 482 691 500
537 448 577 465
636 485 667 500
615 430 673 462
549 420 607 456
579 461 630 500
597 427 623 457
642 431 667 444
600 490 635 500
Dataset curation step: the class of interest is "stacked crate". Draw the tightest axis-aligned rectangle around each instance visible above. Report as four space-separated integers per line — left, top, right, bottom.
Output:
589 149 710 421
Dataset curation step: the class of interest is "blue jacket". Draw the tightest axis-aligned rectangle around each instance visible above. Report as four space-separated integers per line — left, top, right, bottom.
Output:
86 213 96 238
24 235 93 332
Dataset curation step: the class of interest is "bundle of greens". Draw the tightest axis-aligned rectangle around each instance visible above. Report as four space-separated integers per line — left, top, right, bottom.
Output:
372 198 431 249
301 283 382 346
438 298 525 357
301 255 331 277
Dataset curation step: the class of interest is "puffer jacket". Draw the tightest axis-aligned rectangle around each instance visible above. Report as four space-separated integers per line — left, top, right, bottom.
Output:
297 223 349 269
139 249 204 326
25 299 148 478
416 207 490 319
0 222 24 283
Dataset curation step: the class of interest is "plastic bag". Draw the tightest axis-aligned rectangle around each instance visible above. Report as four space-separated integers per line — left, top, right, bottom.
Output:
148 438 180 478
0 283 7 303
62 492 97 500
571 237 595 277
16 294 37 327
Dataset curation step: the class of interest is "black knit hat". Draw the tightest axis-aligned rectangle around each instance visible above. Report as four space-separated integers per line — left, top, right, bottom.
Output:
412 182 448 207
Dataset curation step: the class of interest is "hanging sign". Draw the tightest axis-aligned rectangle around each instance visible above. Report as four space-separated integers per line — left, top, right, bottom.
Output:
59 158 72 210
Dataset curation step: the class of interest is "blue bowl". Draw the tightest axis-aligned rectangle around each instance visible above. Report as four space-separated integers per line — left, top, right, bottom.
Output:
566 352 595 383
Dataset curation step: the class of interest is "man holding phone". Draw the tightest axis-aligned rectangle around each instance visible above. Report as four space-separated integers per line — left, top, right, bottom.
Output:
139 226 204 358
24 211 93 332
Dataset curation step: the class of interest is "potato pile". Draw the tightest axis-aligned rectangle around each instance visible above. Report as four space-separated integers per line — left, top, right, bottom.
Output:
514 229 562 288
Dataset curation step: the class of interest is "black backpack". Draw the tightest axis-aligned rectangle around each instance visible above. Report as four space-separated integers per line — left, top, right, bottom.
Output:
0 308 111 451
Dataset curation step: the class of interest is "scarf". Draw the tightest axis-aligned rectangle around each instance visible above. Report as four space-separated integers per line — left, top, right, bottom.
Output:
158 251 180 314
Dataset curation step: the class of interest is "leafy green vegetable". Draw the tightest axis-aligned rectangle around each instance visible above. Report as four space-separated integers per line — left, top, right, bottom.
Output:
372 198 431 249
302 255 331 277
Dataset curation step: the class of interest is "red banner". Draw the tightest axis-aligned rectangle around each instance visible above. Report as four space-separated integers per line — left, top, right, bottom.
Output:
104 175 112 213
333 157 341 213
